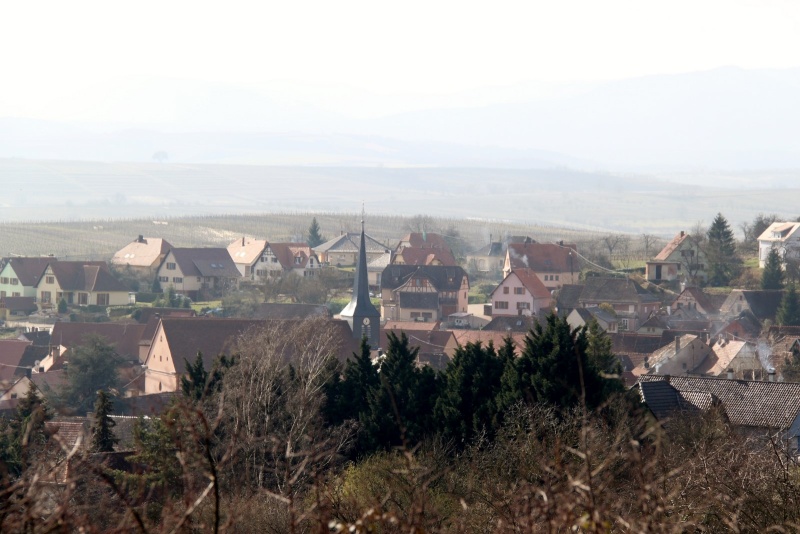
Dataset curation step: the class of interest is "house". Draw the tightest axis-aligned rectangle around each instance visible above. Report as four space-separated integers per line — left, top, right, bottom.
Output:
314 232 391 267
645 231 708 285
634 334 714 377
392 232 457 266
466 241 505 274
0 257 56 299
757 221 800 268
0 340 45 392
229 238 323 281
0 297 38 320
694 339 761 379
42 322 148 372
489 268 553 317
637 375 800 446
111 236 172 276
610 332 666 384
503 242 580 290
567 307 619 334
577 277 661 331
155 248 240 300
637 314 668 336
671 287 724 316
380 265 469 322
367 251 393 289
554 284 585 317
142 317 360 395
719 289 785 324
483 315 544 333
35 261 130 307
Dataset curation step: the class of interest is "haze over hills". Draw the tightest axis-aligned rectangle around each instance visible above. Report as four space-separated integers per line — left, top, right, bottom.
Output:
3 67 800 179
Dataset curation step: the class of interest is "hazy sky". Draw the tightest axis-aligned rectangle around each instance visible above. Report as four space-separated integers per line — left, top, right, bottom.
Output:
3 0 800 121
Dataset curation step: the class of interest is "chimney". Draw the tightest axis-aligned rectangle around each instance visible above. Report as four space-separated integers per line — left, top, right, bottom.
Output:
138 235 144 243
680 231 685 237
644 356 649 369
242 236 245 247
727 368 734 380
675 336 681 353
663 374 670 384
768 368 776 382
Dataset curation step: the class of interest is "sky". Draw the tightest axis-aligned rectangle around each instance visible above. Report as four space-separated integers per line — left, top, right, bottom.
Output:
2 0 800 122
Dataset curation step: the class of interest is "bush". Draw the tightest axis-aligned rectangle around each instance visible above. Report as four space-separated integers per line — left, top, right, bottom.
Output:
135 292 159 303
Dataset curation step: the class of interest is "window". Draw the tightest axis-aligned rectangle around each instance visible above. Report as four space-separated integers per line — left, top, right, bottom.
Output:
10 278 18 285
97 293 109 306
197 277 201 282
0 291 4 298
173 277 183 283
516 302 530 310
159 276 169 283
79 293 88 305
12 292 20 298
40 291 51 304
555 275 559 281
0 277 7 284
503 286 509 294
295 257 302 264
166 262 176 270
514 287 525 295
495 301 509 310
620 318 629 331
45 276 54 284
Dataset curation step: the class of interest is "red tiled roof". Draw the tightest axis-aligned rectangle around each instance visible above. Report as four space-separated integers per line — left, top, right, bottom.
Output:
50 322 147 360
506 243 577 273
654 232 690 261
268 243 317 270
511 269 552 299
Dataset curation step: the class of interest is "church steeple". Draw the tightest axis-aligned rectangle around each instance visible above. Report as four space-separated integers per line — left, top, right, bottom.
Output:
340 211 380 341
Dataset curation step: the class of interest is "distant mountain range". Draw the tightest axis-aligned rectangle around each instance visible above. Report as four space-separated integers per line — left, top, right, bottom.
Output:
2 67 800 179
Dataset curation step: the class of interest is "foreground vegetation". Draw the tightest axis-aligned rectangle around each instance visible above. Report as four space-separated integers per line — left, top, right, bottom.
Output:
2 315 800 532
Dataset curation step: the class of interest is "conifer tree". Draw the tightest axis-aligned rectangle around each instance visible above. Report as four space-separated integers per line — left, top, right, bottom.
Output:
777 285 800 326
307 217 325 248
7 383 51 475
706 213 742 286
339 336 379 424
90 389 118 453
181 352 235 402
762 248 785 290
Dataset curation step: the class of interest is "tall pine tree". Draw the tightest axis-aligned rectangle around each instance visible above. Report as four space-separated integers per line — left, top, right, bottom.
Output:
307 217 325 248
762 247 785 290
777 285 800 326
706 213 742 287
90 389 118 453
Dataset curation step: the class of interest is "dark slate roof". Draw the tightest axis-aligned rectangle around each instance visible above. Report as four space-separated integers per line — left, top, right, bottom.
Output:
638 375 800 430
50 322 147 361
675 287 721 314
398 292 439 310
254 303 331 320
721 290 785 322
136 307 197 324
470 242 504 257
160 317 360 374
1 297 37 313
341 228 381 320
0 340 33 383
506 243 578 273
555 284 584 314
168 248 240 278
381 265 467 292
47 262 129 292
315 232 389 254
18 331 51 346
6 257 56 287
483 315 546 332
579 277 656 304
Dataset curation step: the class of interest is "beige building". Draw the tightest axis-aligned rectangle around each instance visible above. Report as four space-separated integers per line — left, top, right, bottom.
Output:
380 265 469 322
35 261 130 307
111 236 172 276
155 248 240 300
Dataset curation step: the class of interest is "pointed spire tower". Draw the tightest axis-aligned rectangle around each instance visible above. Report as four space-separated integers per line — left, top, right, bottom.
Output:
340 210 381 342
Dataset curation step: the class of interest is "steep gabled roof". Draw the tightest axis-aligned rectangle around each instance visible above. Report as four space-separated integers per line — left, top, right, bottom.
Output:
50 322 147 361
227 237 267 266
46 261 129 292
396 232 451 251
506 243 578 272
381 265 467 292
555 284 585 314
1 297 37 314
5 257 56 286
398 247 457 266
694 340 753 376
268 243 317 270
511 269 552 299
168 248 240 278
112 237 172 269
579 277 657 304
653 231 691 261
639 374 800 430
674 287 722 315
0 340 33 383
314 232 389 254
721 290 785 322
758 222 800 242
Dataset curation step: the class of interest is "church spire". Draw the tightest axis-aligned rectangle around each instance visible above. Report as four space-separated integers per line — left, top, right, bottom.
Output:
340 209 380 341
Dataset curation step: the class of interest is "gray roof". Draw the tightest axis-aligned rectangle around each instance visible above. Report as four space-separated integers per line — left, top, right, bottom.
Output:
580 277 658 304
314 232 389 254
381 265 467 292
638 375 800 431
254 303 330 320
556 284 584 314
168 248 240 279
6 257 56 287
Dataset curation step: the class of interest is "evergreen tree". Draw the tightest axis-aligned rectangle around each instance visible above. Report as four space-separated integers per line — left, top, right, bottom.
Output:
61 335 121 413
151 277 162 293
777 285 800 326
434 341 505 447
706 213 742 286
57 297 68 314
7 383 51 476
307 217 325 248
90 390 118 453
337 336 379 425
181 352 235 402
361 332 437 452
762 248 785 290
515 313 619 413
